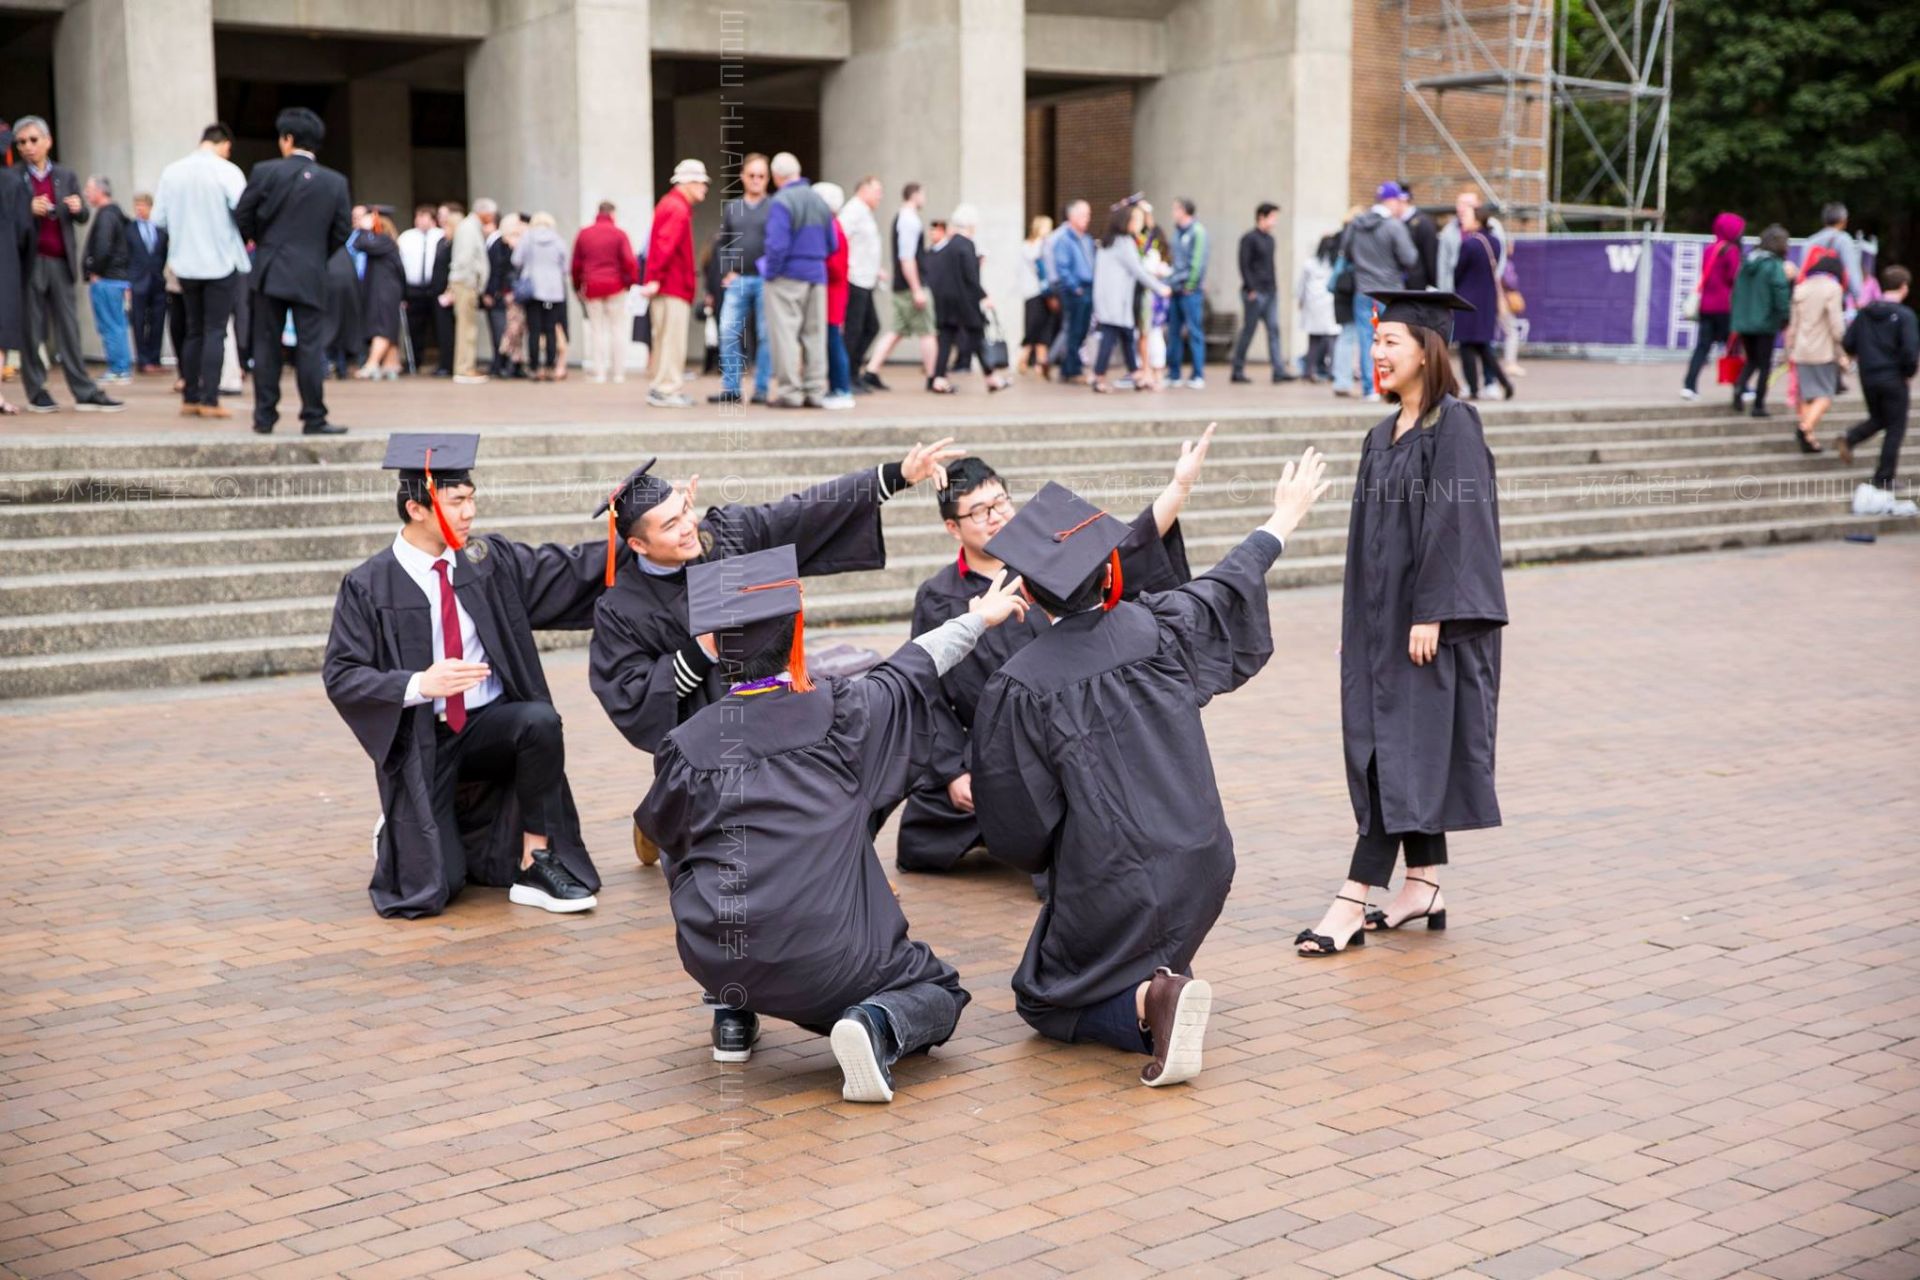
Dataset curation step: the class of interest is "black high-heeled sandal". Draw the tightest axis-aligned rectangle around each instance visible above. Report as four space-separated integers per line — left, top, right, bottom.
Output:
1364 877 1446 931
1295 895 1370 957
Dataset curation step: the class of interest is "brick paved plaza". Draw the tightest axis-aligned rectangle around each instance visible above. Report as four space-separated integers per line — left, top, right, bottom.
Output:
3 536 1918 1280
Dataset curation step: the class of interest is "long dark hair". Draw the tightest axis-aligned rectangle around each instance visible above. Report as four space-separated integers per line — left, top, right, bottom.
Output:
1099 205 1133 248
1383 324 1460 411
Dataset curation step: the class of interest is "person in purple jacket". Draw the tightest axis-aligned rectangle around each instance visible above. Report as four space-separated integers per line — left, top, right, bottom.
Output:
759 151 841 408
1681 211 1745 400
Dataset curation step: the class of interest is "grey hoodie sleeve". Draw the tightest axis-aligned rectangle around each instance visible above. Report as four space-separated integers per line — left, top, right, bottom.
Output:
1390 218 1418 271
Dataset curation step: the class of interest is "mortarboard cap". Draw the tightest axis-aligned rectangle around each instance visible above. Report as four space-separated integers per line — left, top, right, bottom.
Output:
1367 289 1476 343
593 458 677 585
685 545 816 691
385 433 479 550
983 480 1131 607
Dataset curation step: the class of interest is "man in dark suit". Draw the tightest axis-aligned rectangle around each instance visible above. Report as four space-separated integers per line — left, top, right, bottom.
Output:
10 115 123 413
235 106 352 435
126 192 169 373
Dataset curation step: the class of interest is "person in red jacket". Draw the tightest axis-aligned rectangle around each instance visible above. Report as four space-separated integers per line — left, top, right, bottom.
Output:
640 160 708 407
815 181 855 409
571 201 639 384
1681 211 1745 400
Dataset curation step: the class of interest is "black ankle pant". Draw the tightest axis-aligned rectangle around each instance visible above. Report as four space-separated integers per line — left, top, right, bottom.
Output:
1733 331 1778 411
1459 342 1512 398
1846 378 1910 489
1349 757 1448 888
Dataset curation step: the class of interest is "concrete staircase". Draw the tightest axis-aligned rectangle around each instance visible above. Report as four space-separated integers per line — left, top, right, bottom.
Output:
1 399 1907 698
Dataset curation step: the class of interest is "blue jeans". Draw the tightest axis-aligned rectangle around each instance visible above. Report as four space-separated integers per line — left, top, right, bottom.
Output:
1069 984 1152 1055
1336 292 1377 394
1167 290 1206 380
719 274 771 397
1058 288 1093 378
827 323 850 395
90 279 132 376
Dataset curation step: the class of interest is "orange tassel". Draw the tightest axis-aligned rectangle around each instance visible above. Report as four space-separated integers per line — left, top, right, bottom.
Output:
1053 510 1109 541
423 448 463 552
604 505 618 587
787 609 814 693
1102 549 1123 611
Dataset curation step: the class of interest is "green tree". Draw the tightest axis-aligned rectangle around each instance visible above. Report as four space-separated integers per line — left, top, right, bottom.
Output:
1663 0 1920 261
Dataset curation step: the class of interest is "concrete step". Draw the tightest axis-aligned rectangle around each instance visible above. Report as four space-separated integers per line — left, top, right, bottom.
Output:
0 413 1798 505
0 437 1842 539
0 470 1874 617
0 398 1749 473
4 515 1911 700
3 494 1902 657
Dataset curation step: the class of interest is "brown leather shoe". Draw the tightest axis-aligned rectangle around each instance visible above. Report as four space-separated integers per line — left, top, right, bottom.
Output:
197 404 233 419
178 403 200 417
632 821 660 867
1140 967 1212 1088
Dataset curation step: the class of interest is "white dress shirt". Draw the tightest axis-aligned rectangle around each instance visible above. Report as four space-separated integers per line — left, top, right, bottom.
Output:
839 198 882 290
392 534 502 715
397 227 444 288
149 147 250 281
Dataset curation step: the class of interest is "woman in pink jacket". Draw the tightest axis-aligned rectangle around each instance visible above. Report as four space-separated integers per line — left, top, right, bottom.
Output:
1681 212 1745 400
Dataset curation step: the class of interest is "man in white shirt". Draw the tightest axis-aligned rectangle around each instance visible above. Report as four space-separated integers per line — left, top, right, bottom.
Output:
152 122 252 418
839 175 885 388
323 433 630 918
397 205 448 375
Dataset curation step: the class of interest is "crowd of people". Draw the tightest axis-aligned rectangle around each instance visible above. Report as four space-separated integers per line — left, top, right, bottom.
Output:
1680 201 1916 516
324 283 1508 1101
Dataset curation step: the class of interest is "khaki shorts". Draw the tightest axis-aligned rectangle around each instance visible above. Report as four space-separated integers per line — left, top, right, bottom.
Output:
891 288 936 337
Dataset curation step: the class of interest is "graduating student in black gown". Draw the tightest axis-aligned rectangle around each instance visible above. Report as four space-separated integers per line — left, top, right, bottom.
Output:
970 456 1331 1087
323 433 630 919
587 440 963 863
636 545 1031 1099
898 431 1214 875
1295 291 1507 957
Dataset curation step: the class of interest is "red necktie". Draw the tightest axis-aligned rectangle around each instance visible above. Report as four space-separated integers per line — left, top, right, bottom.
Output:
431 559 467 732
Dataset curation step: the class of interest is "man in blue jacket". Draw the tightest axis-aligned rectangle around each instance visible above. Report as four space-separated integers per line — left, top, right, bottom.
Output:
760 151 840 409
1048 199 1095 382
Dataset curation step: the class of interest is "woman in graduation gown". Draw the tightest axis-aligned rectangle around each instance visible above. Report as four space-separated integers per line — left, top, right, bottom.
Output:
636 546 1031 1101
897 431 1211 875
970 456 1331 1088
324 434 634 919
588 442 962 758
1295 290 1508 956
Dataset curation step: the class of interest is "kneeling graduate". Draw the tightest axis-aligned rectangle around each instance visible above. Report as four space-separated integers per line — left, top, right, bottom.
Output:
324 433 627 918
636 544 1029 1100
970 448 1330 1086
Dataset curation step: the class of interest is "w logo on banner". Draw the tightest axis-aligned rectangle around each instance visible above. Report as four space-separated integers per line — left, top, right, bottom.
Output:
1605 244 1643 273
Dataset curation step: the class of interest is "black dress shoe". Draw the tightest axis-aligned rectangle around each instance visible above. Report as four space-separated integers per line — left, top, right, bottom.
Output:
711 1008 761 1063
252 423 274 434
509 849 597 913
74 393 128 412
829 1004 895 1103
707 390 741 404
1230 372 1252 384
1271 371 1298 383
862 372 890 391
303 423 347 435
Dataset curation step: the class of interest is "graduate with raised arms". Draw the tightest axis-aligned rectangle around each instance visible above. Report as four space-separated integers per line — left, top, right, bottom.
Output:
898 431 1211 877
970 448 1331 1087
323 433 629 919
636 544 1030 1098
588 440 963 864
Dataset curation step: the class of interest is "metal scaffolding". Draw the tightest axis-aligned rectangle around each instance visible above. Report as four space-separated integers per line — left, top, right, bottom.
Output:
1398 0 1672 230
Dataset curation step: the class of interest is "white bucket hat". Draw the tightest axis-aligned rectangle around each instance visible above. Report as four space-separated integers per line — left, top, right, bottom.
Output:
670 158 711 185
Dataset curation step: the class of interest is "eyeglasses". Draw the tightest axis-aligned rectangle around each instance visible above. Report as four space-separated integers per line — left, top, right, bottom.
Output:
955 497 1013 527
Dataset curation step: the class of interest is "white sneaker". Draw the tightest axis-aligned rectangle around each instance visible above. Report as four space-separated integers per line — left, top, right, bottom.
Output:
1186 377 1206 390
1853 483 1894 516
1364 392 1382 403
821 393 855 410
1893 499 1920 517
591 373 608 384
453 374 490 385
1679 387 1699 401
647 391 694 408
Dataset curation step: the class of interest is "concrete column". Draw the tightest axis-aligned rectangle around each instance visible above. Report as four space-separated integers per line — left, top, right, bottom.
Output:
347 80 413 214
53 0 216 359
1134 0 1352 368
467 0 654 355
821 0 1025 342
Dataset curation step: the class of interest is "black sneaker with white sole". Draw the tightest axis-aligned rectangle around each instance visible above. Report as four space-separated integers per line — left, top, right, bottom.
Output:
26 390 58 413
508 848 597 913
711 1008 760 1063
829 1004 895 1103
74 393 126 412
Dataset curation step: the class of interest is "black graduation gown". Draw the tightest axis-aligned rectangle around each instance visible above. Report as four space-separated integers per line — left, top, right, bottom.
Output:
0 168 31 353
635 644 968 1033
1341 396 1507 836
970 530 1282 1039
324 532 623 918
897 507 1193 870
325 246 365 360
589 468 891 756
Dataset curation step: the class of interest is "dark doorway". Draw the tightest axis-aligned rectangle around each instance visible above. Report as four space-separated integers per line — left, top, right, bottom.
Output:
1026 79 1136 226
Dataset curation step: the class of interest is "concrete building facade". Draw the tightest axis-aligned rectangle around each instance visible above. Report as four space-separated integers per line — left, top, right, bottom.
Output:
3 0 1365 361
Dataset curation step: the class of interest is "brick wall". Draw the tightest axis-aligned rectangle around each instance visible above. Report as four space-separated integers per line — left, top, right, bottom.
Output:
1027 86 1135 224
